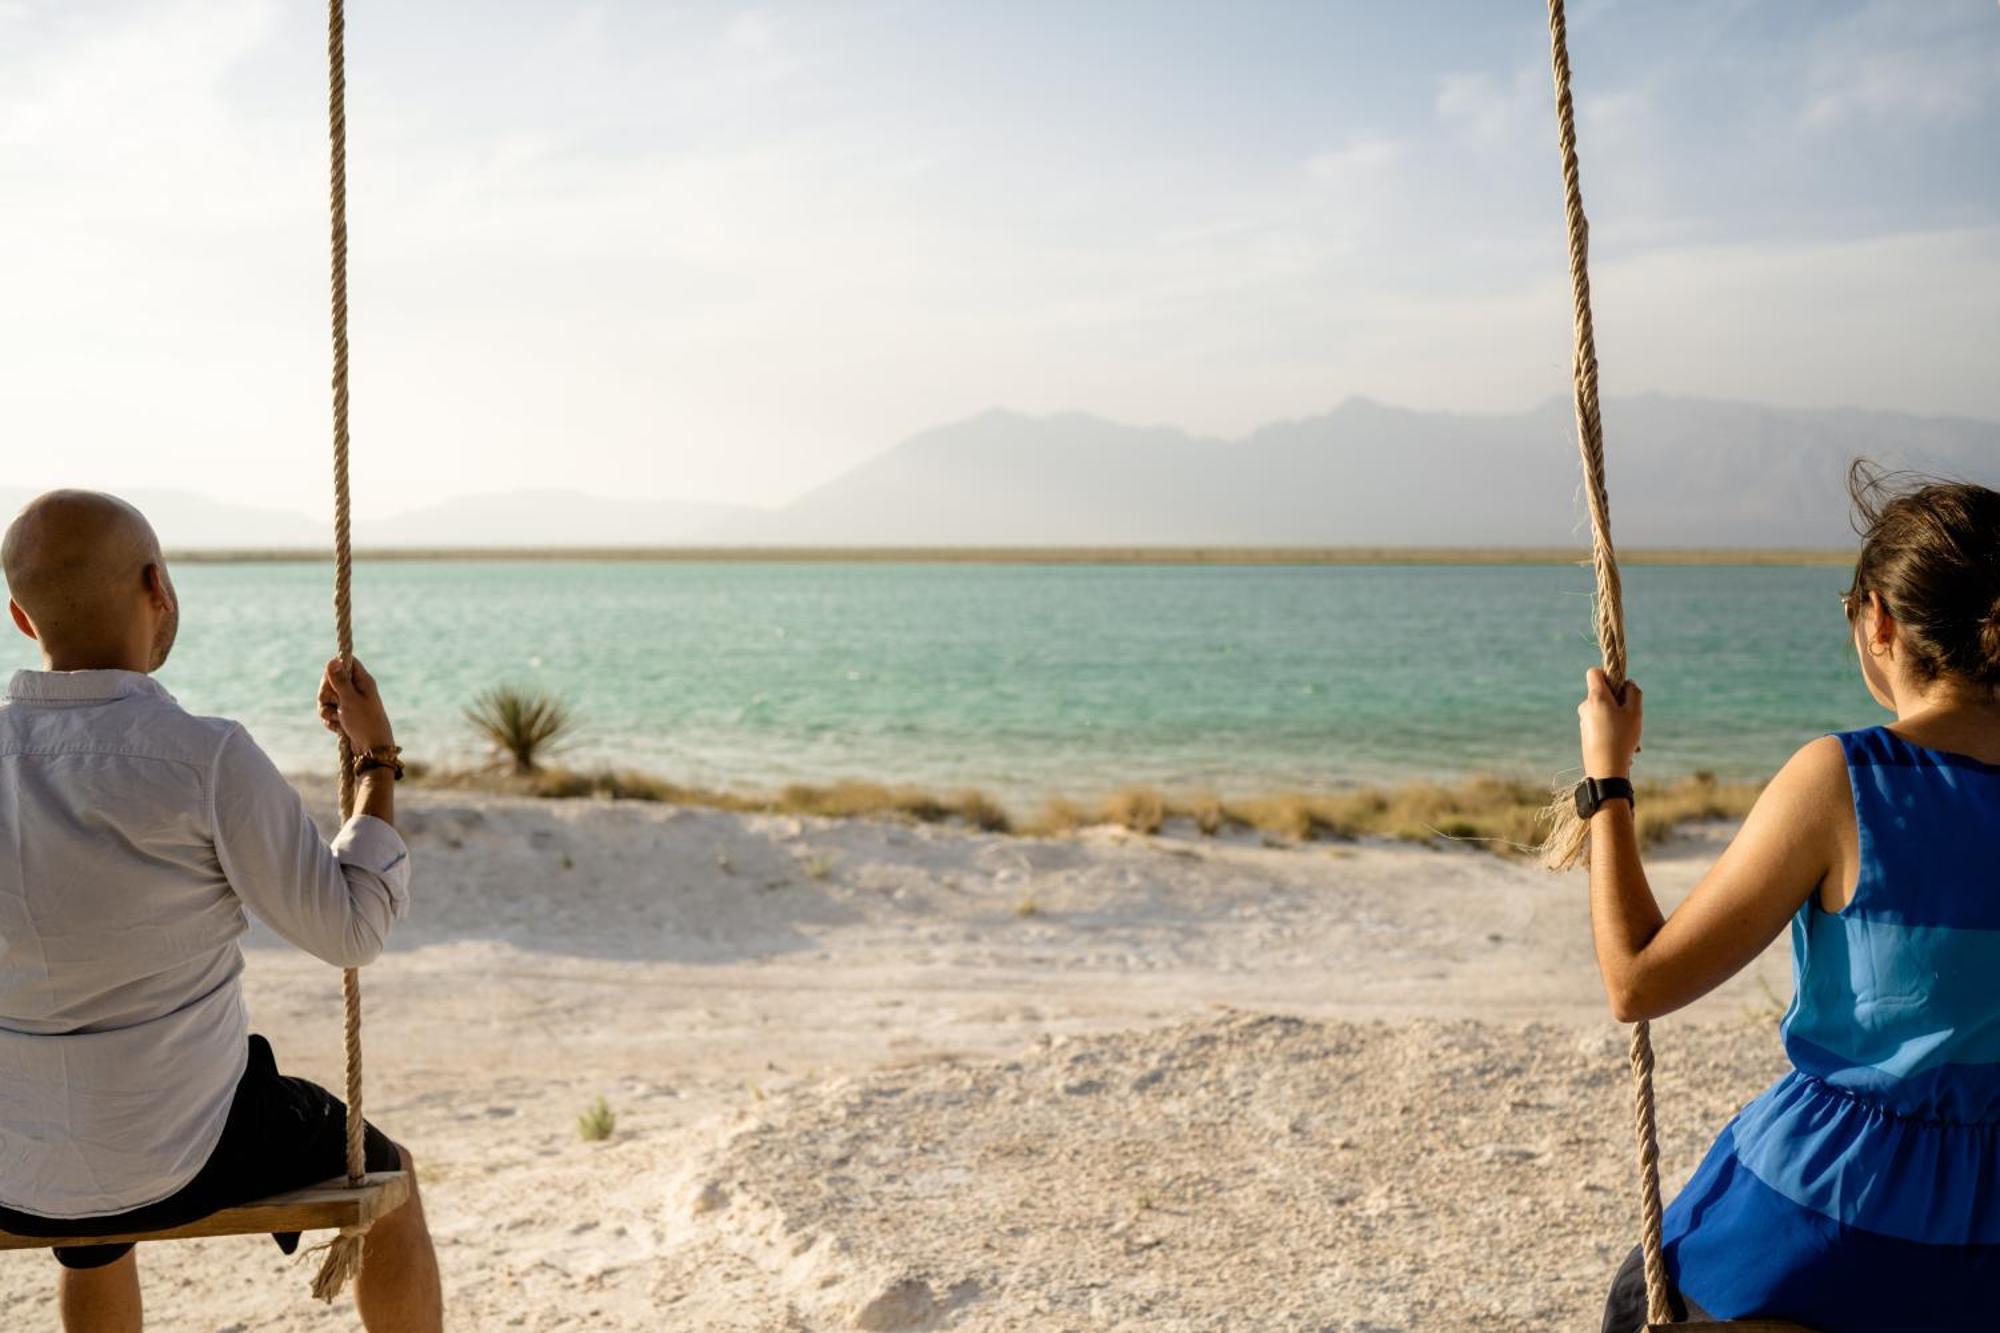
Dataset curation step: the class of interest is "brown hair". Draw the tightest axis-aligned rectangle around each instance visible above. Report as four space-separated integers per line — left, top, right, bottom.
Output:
1845 461 2000 688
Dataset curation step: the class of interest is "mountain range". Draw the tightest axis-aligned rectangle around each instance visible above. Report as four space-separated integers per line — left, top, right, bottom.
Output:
6 395 1996 551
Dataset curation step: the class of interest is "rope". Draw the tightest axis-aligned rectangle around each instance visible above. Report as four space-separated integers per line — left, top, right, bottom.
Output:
1542 1 1667 1326
313 0 369 1301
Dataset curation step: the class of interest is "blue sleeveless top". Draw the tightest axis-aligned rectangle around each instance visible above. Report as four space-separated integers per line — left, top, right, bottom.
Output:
1662 726 2000 1330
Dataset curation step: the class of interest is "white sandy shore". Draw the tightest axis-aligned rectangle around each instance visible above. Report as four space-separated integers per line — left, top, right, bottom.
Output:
0 787 1793 1330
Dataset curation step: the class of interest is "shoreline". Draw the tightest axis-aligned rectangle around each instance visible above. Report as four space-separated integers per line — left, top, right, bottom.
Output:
375 764 1766 856
167 544 1854 567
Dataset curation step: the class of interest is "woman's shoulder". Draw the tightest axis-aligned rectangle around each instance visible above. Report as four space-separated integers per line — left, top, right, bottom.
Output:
1777 733 1855 790
1740 735 1856 844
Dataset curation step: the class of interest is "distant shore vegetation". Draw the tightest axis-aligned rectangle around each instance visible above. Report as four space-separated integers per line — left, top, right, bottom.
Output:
168 545 1852 567
408 763 1763 858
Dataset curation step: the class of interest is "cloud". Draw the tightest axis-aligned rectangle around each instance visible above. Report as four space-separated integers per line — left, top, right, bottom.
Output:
1304 137 1402 187
1434 66 1545 148
1798 0 1996 129
1801 51 1987 130
724 8 778 55
1563 226 2000 421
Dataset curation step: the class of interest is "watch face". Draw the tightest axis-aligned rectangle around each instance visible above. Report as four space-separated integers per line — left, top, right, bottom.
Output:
1573 781 1594 819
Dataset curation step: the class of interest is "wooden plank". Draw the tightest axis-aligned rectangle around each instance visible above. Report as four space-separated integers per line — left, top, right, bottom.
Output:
0 1172 409 1251
1653 1323 1817 1332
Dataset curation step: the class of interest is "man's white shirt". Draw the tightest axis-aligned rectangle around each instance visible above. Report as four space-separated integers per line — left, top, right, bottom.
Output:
0 669 410 1218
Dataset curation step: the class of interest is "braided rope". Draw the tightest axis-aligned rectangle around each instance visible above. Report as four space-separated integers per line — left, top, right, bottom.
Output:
1543 1 1667 1326
313 0 369 1301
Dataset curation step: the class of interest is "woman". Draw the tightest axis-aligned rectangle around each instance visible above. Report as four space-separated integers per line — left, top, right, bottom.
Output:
1590 467 2000 1333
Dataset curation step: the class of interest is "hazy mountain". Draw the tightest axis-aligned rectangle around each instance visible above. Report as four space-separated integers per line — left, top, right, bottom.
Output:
738 395 2000 548
0 488 324 552
0 488 749 551
6 397 1994 550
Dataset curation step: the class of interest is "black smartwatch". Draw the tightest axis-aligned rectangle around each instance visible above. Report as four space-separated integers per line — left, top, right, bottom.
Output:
1573 775 1635 819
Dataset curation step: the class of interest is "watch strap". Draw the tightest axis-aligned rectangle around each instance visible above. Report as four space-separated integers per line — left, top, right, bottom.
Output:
1574 775 1635 819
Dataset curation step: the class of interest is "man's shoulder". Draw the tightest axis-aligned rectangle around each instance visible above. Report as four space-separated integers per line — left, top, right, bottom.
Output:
135 698 251 765
4 688 248 771
163 704 250 746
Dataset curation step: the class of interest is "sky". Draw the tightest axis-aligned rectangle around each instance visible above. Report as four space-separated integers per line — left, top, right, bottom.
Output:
1 0 1996 519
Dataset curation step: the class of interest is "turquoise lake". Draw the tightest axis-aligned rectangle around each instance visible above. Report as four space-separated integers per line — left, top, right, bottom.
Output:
3 561 1879 799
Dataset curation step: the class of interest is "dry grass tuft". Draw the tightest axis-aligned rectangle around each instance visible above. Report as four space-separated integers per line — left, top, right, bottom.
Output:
1632 770 1758 849
576 1096 616 1143
1224 793 1351 841
954 788 1013 834
1030 798 1088 835
1211 773 1762 856
1101 787 1167 835
425 767 1012 832
1180 791 1235 837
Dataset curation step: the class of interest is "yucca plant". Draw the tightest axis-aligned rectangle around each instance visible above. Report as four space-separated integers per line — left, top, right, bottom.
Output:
466 685 575 775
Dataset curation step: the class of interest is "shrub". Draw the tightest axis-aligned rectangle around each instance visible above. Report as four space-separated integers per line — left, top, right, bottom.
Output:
466 685 575 775
577 1096 616 1143
1101 787 1166 835
1176 791 1235 836
1030 797 1088 835
954 789 1013 833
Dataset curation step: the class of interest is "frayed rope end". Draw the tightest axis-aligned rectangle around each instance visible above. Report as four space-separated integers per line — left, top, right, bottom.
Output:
1538 788 1590 872
309 1226 367 1302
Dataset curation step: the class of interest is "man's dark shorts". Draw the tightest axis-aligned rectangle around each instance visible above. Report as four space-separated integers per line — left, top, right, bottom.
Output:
0 1034 399 1270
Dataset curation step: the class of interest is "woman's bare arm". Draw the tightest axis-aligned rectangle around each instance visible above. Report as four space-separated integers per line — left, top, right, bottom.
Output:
1589 736 1847 1021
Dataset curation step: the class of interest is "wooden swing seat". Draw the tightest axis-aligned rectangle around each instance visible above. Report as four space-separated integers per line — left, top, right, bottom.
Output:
1648 1312 1824 1320
0 1172 408 1252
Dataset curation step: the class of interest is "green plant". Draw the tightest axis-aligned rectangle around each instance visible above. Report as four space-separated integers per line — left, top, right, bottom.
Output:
577 1096 616 1142
466 685 575 775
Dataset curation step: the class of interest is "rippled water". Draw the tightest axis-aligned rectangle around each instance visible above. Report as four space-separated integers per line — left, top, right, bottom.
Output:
3 561 1878 797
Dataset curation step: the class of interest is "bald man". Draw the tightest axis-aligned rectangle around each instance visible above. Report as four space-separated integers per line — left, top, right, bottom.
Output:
0 492 442 1332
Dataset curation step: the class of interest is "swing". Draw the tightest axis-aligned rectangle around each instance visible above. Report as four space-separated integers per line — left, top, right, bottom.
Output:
0 0 406 1300
1539 2 1812 1329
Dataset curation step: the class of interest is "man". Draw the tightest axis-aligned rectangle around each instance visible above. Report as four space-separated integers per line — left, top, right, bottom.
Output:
0 491 442 1332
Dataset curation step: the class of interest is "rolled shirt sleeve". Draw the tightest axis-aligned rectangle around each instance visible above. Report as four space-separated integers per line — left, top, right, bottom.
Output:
209 724 411 967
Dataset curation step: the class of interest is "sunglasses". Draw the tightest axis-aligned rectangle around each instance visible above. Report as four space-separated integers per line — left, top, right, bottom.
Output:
1841 589 1888 621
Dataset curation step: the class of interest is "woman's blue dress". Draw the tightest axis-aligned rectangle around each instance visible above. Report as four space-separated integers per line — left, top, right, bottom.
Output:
1662 726 2000 1330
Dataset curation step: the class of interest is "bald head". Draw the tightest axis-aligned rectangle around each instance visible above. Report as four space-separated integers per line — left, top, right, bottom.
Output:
4 490 178 671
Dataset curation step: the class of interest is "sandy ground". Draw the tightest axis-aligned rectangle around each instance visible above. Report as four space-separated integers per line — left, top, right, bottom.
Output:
0 788 1795 1330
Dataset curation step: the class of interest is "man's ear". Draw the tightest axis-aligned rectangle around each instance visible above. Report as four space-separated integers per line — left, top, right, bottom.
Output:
8 598 37 642
142 562 172 612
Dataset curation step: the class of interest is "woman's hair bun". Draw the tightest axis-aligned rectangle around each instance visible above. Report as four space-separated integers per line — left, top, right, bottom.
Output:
1982 590 2000 682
